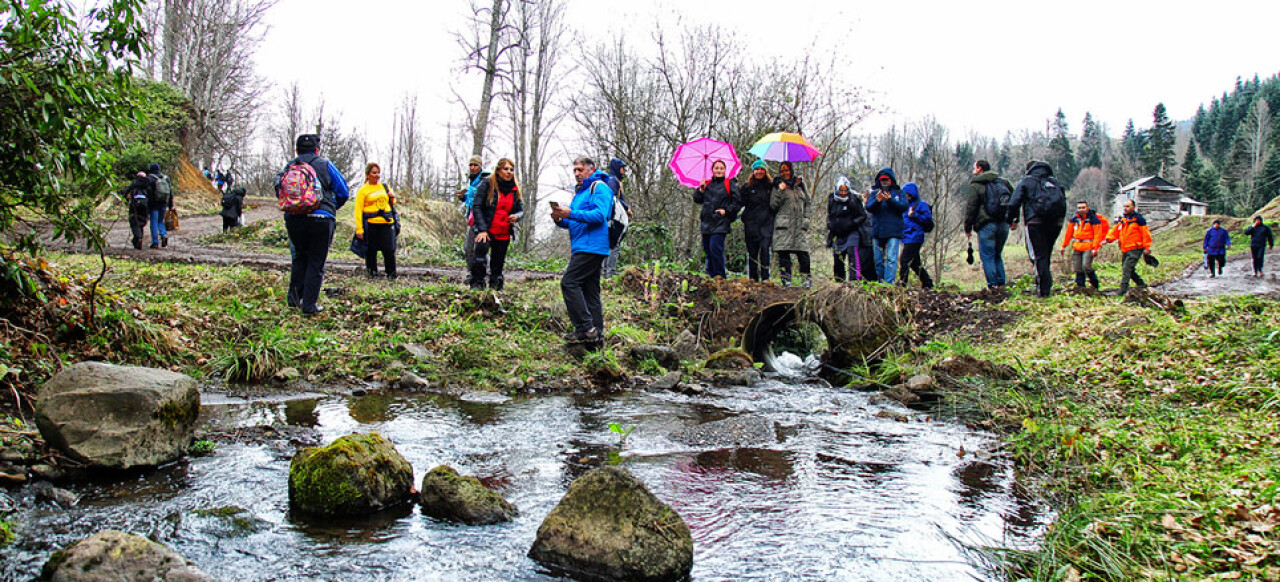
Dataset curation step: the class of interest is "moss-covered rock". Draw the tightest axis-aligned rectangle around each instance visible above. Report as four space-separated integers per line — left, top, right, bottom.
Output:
287 433 414 517
40 530 212 581
528 466 693 582
704 348 753 370
418 465 517 525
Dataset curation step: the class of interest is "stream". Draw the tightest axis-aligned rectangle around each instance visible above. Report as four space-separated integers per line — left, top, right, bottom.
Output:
2 377 1047 581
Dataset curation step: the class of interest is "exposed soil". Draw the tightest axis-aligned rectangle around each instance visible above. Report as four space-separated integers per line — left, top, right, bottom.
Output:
907 288 1022 344
618 271 800 349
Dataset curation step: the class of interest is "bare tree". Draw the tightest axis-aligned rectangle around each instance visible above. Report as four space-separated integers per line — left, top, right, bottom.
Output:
456 0 522 159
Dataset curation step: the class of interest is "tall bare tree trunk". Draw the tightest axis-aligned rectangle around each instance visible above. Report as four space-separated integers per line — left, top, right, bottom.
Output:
471 0 507 158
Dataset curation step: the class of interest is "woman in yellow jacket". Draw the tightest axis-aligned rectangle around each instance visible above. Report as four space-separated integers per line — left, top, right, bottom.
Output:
354 162 398 279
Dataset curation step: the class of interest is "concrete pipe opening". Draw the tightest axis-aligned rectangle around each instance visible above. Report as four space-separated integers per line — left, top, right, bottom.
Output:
741 302 829 376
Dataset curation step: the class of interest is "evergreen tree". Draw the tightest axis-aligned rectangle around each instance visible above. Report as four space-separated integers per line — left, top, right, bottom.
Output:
1141 103 1177 175
1121 119 1145 166
1079 112 1104 169
1046 109 1078 187
1256 152 1280 212
1181 143 1223 212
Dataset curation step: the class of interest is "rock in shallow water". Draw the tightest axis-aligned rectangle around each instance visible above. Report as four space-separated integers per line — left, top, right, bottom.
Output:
529 466 692 582
418 465 517 525
41 530 213 582
287 432 414 517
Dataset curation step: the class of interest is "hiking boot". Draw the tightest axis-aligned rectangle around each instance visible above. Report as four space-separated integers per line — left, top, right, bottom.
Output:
489 277 504 291
563 328 599 344
301 306 324 317
161 236 168 248
149 242 160 249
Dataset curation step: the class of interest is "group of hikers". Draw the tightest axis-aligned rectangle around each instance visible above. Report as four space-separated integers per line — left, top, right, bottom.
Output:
1202 216 1275 278
119 164 174 250
203 167 236 194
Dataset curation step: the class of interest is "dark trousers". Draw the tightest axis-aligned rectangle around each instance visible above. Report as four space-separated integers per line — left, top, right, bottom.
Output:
1025 223 1062 297
835 247 877 281
561 252 606 333
1207 253 1226 276
365 223 397 278
471 237 510 290
898 242 934 288
222 216 238 232
128 200 148 248
702 233 727 278
745 234 772 281
284 215 335 313
777 251 810 284
463 224 478 283
1118 249 1147 295
1253 245 1268 273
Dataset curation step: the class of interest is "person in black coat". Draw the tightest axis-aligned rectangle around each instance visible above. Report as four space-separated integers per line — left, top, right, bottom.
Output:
827 177 876 282
1245 216 1275 277
739 160 776 281
693 160 742 278
122 171 152 249
221 187 245 232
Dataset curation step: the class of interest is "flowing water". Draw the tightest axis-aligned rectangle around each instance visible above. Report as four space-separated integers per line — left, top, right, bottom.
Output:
2 377 1047 581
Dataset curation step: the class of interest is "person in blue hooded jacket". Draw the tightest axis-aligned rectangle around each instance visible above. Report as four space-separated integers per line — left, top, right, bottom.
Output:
602 157 633 277
865 167 908 284
1202 219 1231 277
552 156 613 346
898 182 934 289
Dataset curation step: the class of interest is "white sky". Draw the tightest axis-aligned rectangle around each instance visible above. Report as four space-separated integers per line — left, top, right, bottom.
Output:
253 0 1280 168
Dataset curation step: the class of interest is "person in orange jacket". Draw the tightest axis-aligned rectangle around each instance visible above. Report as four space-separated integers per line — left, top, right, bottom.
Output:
1105 199 1153 295
1060 200 1110 289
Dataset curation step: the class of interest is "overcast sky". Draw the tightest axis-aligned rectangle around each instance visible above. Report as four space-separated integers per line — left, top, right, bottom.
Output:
253 0 1280 167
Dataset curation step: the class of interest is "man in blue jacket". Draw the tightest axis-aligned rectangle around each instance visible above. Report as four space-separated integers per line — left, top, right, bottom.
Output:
277 134 349 316
1203 219 1231 278
899 182 934 289
865 167 908 284
552 156 613 346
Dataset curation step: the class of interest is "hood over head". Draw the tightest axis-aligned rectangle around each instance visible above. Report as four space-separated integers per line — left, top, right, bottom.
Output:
608 157 626 178
833 176 852 200
875 167 898 189
902 182 919 201
148 163 161 174
1027 160 1053 178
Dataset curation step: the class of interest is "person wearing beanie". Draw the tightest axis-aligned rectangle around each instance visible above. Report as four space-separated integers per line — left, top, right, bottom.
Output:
1244 216 1274 277
1202 219 1231 278
276 133 350 316
602 157 632 277
772 161 811 286
456 155 489 286
740 159 777 281
123 171 153 250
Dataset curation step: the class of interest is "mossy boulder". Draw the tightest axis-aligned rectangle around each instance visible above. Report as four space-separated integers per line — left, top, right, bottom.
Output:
418 465 517 525
287 433 414 517
704 348 753 370
529 466 693 582
34 362 200 470
40 530 212 581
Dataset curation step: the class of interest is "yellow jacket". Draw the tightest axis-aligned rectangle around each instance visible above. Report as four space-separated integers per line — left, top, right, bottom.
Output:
354 183 395 235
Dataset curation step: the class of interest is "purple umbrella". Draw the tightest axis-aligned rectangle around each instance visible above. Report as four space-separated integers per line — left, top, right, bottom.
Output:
669 137 742 188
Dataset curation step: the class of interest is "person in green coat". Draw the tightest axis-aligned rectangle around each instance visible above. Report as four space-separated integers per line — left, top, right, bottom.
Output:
771 161 812 287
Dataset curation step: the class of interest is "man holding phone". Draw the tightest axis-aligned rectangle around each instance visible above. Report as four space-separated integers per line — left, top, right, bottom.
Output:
552 156 614 346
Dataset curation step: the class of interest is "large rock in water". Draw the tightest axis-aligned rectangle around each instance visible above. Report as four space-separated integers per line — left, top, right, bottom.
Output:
34 362 200 470
41 530 212 581
288 433 414 517
419 465 517 525
529 466 693 582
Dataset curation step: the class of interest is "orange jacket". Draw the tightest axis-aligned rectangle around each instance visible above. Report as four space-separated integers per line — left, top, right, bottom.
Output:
1107 213 1152 253
1061 211 1110 252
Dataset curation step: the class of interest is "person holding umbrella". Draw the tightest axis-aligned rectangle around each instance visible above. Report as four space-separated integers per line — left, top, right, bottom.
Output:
771 161 811 286
693 160 741 278
739 160 777 281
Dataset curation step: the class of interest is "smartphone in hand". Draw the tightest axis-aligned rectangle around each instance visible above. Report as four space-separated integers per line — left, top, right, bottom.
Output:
549 201 561 208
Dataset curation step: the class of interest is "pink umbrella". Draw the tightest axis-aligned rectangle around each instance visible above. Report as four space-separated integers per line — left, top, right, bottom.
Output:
668 137 741 188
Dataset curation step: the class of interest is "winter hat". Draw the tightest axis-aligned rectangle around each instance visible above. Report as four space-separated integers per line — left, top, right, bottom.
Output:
148 163 161 174
752 160 766 170
295 134 321 152
468 155 483 167
609 157 627 176
834 176 851 200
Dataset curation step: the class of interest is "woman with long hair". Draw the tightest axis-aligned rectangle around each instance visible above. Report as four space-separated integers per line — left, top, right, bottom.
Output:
739 160 777 281
771 161 812 286
354 162 398 279
470 157 524 290
693 159 741 278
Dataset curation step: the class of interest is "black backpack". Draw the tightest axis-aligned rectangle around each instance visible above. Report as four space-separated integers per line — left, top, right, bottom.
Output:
983 180 1012 222
1027 177 1067 223
221 190 237 210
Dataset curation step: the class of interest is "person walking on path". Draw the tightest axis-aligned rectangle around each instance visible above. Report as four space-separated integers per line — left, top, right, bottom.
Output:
827 177 872 282
123 171 152 250
471 158 524 290
865 167 908 284
277 133 350 316
146 163 172 249
964 159 1015 289
553 156 613 346
1244 216 1274 277
898 182 934 289
1105 199 1153 296
456 156 489 287
354 162 399 280
1009 160 1068 297
771 161 811 286
739 160 777 282
602 157 632 278
1059 200 1109 289
220 186 244 232
693 160 741 278
1202 219 1231 278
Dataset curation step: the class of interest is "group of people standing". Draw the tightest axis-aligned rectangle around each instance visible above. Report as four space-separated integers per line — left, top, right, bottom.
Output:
1203 216 1275 278
120 163 174 250
694 162 935 288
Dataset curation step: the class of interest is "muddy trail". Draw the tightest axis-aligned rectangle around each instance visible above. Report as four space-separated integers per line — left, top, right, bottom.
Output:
1157 250 1280 298
43 200 556 284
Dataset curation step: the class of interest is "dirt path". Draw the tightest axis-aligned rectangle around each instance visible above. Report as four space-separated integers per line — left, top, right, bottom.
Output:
1156 250 1280 298
49 200 556 283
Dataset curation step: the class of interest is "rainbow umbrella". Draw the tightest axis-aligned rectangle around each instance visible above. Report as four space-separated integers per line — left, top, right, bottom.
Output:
669 137 741 188
748 132 822 162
